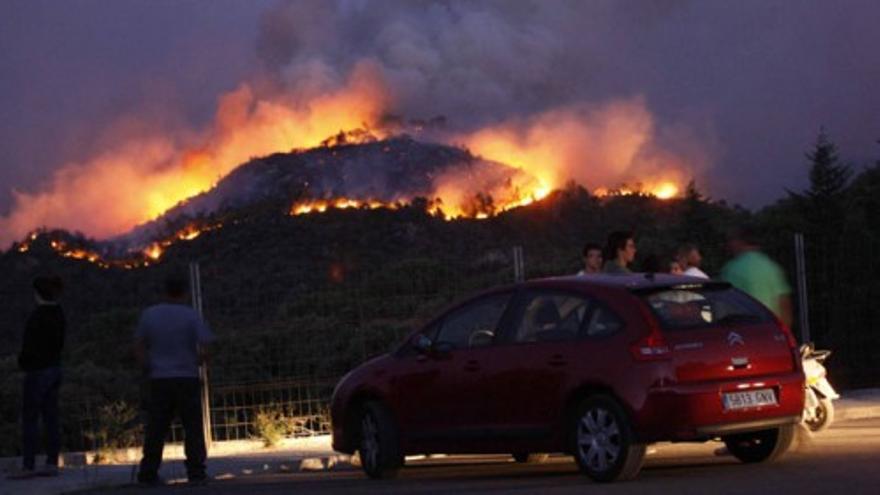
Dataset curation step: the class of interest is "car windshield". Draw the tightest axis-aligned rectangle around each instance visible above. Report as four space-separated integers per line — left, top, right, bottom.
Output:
640 286 772 331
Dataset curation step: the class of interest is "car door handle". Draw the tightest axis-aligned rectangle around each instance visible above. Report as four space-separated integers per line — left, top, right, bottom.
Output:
464 360 480 372
547 355 567 367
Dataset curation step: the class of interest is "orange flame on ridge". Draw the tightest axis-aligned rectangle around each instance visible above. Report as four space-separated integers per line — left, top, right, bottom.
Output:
290 198 399 216
460 100 689 203
1 67 702 250
288 184 552 221
0 62 389 246
17 221 224 269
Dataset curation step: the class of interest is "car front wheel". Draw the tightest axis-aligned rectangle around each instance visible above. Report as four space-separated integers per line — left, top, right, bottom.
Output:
571 396 646 482
723 424 795 463
358 401 402 479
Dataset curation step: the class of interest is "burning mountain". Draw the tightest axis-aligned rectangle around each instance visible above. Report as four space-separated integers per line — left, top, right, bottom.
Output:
8 127 695 271
9 134 550 267
120 133 548 244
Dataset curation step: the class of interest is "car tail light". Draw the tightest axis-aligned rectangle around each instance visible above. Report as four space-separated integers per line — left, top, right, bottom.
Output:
631 302 671 361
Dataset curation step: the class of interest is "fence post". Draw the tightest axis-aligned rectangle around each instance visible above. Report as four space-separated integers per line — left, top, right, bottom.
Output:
794 233 811 344
513 246 525 283
189 261 212 449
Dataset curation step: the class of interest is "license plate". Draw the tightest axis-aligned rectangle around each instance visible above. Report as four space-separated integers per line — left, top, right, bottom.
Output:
723 389 777 410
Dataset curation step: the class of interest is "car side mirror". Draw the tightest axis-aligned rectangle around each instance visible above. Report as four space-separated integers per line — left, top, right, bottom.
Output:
413 334 433 354
468 329 495 348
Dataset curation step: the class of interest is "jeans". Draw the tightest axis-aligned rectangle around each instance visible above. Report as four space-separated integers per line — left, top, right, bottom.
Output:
138 378 207 482
22 367 62 470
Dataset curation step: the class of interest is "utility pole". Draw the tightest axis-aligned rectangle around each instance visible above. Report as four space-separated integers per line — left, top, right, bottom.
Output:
189 262 212 449
794 233 811 343
513 246 525 283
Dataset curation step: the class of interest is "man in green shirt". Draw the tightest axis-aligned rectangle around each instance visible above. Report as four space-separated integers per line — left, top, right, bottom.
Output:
721 227 793 327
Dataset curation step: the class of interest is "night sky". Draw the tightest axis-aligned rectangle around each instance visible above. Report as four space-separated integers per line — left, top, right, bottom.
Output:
2 0 879 234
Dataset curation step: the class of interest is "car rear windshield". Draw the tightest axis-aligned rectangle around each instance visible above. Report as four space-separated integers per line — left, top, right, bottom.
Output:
638 285 773 331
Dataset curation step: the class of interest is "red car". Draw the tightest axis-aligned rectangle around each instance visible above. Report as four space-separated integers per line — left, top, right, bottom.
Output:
331 274 804 482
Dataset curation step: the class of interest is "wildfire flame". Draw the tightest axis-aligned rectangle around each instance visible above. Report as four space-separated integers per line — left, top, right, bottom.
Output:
289 198 396 216
136 222 223 264
594 180 680 200
289 185 552 221
17 221 223 269
460 100 689 204
0 62 389 246
144 243 163 261
2 70 697 252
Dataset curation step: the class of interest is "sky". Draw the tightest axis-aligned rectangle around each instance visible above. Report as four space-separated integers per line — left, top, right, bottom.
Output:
1 0 879 242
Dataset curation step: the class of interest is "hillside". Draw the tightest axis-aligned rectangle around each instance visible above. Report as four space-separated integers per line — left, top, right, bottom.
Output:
116 134 537 247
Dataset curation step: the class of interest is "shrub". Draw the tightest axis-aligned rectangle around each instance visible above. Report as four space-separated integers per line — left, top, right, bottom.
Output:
85 401 142 463
253 405 290 447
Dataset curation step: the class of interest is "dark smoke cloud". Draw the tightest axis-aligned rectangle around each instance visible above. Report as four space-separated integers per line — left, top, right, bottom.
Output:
254 0 880 201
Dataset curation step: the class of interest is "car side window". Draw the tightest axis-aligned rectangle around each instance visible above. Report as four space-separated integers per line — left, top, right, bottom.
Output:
435 294 511 350
584 305 623 338
513 293 592 343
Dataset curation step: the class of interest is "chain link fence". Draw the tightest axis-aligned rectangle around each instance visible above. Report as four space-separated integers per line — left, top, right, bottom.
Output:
52 248 526 456
7 233 878 458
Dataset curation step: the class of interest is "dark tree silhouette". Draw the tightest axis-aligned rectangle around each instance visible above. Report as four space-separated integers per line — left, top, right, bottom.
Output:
790 130 852 346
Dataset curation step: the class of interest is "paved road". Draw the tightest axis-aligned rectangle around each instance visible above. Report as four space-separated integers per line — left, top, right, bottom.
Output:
86 418 880 495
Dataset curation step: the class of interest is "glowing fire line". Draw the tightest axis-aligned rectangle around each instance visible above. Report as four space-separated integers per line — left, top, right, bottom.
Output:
16 222 223 269
593 180 680 200
15 177 679 270
288 185 554 221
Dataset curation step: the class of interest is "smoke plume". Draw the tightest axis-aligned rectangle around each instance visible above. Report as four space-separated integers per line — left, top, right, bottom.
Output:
1 0 712 248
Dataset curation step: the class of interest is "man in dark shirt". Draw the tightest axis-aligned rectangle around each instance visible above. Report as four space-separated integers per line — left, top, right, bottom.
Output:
9 276 65 479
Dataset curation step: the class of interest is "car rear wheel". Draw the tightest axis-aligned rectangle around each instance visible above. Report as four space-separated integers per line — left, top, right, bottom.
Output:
511 452 549 464
723 424 795 463
358 401 402 479
571 396 646 482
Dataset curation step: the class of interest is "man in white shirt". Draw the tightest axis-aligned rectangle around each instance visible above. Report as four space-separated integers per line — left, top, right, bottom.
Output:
677 244 709 279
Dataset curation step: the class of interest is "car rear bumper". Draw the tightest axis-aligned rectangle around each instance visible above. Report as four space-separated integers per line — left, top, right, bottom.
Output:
695 415 800 436
635 370 805 441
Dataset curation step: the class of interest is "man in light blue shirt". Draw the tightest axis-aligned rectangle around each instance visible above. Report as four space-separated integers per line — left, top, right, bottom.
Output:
135 276 214 486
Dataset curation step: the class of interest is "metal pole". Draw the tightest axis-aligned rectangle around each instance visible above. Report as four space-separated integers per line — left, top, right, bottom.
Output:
513 246 525 283
189 262 212 449
794 233 811 343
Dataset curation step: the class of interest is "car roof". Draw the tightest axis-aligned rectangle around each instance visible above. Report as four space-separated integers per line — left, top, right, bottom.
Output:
442 274 731 319
519 273 731 293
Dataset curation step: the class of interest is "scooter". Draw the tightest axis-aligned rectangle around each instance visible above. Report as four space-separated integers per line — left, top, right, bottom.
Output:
801 343 839 432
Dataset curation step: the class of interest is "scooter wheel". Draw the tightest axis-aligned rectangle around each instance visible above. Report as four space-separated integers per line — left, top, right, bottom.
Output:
804 398 834 432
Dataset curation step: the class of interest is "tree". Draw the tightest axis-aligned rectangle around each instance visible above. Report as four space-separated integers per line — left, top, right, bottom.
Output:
792 130 852 346
805 130 852 202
